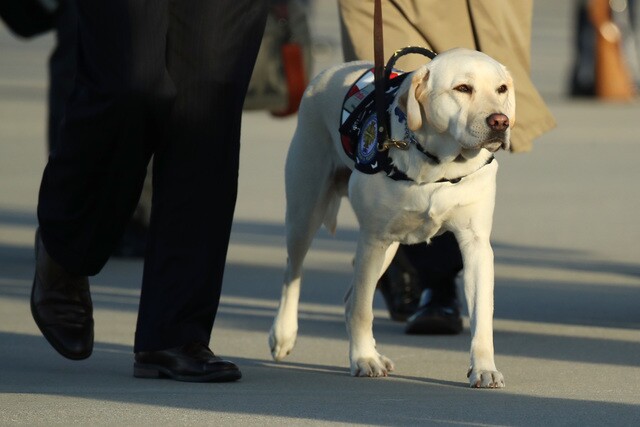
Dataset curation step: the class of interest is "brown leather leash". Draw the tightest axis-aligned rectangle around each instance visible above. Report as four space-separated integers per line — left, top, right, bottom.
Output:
373 0 388 150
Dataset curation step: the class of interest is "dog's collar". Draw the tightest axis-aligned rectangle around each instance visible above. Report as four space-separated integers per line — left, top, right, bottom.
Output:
389 106 441 164
384 154 495 184
437 154 495 183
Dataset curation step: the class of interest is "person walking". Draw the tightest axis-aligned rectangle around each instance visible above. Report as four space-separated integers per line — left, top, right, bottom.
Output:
30 0 268 382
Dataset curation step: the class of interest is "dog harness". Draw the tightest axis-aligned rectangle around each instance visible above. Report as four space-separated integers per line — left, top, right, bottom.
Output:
339 68 410 178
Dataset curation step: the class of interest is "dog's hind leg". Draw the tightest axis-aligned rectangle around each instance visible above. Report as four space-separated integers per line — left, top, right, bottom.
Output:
269 126 346 362
269 219 318 362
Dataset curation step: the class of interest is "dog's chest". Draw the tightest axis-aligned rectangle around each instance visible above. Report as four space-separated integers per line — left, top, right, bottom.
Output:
352 174 452 244
350 158 498 245
385 208 446 245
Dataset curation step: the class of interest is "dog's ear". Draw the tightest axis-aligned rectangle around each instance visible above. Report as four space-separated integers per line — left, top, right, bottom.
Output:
406 67 429 131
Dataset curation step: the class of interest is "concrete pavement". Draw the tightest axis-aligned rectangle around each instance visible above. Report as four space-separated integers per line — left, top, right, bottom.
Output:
1 1 639 425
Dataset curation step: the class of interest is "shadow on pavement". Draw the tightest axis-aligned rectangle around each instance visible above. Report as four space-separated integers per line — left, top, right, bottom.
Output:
0 332 638 425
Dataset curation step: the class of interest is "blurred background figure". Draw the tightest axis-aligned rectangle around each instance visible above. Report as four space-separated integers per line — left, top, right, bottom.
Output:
569 0 640 99
244 0 313 118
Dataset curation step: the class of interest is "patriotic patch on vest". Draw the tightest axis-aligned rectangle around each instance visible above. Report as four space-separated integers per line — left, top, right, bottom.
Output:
338 68 408 174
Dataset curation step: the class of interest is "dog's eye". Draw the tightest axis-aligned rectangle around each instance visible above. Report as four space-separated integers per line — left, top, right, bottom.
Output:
497 84 508 94
454 84 472 94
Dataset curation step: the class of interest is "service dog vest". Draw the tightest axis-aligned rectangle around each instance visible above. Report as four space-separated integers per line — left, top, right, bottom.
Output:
339 68 410 176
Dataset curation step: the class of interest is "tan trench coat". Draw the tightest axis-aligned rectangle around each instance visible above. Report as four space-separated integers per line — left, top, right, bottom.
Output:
337 0 556 152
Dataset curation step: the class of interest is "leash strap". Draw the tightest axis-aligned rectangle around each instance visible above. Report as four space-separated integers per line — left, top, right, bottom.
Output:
374 0 387 150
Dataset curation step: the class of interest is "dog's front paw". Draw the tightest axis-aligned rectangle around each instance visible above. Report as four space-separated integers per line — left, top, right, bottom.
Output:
268 325 297 362
350 354 395 377
467 367 505 388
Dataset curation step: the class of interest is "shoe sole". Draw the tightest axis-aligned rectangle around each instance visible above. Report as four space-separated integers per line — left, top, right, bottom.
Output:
133 363 242 383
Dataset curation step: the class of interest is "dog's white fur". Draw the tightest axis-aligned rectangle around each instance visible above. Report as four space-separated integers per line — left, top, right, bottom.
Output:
268 48 515 388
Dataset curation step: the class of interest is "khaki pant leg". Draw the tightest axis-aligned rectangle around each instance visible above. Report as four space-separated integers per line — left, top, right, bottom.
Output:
338 0 434 71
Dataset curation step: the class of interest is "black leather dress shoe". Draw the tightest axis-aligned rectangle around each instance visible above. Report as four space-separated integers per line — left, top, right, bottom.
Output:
404 289 463 335
134 342 242 383
31 230 94 360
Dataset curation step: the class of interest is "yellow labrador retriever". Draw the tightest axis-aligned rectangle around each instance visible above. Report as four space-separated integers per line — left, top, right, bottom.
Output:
269 48 514 388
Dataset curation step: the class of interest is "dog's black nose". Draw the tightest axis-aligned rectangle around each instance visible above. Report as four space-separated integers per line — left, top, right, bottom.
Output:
486 113 509 132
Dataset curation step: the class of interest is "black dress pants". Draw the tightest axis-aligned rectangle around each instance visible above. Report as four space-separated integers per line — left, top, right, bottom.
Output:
47 0 77 153
37 0 268 352
400 232 463 298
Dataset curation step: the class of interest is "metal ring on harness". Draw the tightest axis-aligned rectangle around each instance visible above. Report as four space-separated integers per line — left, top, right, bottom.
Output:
375 46 438 151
